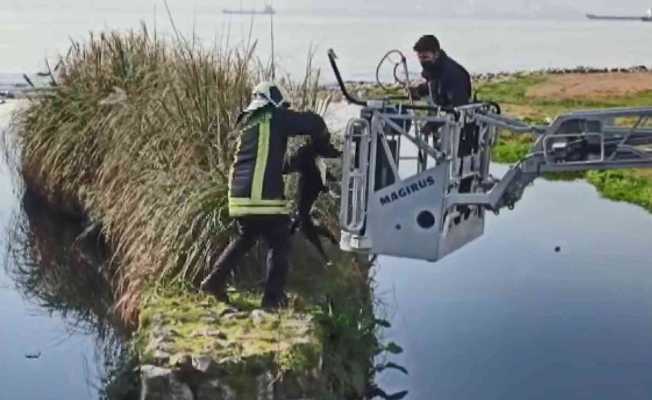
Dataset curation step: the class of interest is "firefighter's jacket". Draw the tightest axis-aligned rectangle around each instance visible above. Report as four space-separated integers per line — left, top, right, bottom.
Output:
413 50 472 107
228 106 328 217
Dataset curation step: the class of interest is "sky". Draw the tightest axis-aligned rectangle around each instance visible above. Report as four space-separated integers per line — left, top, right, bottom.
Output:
3 0 652 18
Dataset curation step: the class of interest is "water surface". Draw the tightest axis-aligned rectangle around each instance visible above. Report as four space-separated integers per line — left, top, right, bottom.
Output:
1 3 651 80
374 165 652 399
0 101 133 400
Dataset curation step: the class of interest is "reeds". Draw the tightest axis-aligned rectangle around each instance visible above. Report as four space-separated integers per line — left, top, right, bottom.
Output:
11 26 328 324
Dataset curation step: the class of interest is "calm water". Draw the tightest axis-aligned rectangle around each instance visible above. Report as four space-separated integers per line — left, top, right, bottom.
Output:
1 2 652 80
0 102 134 400
374 165 652 399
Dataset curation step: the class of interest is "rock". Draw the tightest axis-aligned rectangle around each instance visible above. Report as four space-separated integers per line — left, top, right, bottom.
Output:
219 307 238 317
170 354 193 371
152 350 171 364
250 310 271 326
191 329 227 340
256 372 275 400
200 315 219 324
196 378 237 400
141 365 183 400
141 364 171 382
219 341 244 354
159 327 181 338
169 374 194 400
146 336 176 354
217 354 246 368
202 341 226 353
223 311 249 321
192 355 219 374
208 330 228 339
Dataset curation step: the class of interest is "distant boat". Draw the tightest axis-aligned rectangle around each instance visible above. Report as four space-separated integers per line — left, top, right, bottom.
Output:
587 8 652 21
223 4 276 15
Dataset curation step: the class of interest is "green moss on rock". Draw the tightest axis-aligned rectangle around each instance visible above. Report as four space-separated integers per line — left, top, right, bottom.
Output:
137 285 321 375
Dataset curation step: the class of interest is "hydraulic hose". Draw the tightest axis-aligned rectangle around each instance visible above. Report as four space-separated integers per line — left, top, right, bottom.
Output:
327 49 366 106
375 49 413 103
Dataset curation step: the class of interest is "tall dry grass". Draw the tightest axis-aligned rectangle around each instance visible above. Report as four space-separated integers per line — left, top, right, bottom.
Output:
10 26 329 324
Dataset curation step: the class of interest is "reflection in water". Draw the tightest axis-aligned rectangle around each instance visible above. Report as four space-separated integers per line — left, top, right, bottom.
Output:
4 189 139 400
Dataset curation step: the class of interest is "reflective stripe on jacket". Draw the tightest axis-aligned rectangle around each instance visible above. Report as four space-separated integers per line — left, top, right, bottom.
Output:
228 106 327 217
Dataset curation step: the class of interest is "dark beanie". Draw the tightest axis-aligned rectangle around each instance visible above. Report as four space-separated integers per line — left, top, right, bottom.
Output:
413 35 440 52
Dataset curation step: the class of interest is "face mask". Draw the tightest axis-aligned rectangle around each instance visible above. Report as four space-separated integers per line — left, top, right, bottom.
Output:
420 60 436 70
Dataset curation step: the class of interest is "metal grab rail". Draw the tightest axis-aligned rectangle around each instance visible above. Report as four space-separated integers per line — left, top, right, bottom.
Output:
473 112 539 134
329 47 652 261
337 102 652 261
339 118 371 234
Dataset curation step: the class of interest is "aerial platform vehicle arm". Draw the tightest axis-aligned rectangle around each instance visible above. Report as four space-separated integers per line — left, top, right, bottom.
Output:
329 49 652 261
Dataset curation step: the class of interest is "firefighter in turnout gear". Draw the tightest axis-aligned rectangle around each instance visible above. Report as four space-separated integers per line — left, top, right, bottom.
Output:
200 81 338 309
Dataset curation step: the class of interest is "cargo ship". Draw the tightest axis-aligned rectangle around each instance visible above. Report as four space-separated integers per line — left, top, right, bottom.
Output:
587 8 652 21
223 4 275 15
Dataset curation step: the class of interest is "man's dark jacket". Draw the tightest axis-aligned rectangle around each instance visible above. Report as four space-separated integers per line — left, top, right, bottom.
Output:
414 50 472 107
228 106 327 217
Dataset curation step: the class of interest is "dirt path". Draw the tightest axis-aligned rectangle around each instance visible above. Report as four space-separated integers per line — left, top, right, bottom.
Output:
527 72 652 100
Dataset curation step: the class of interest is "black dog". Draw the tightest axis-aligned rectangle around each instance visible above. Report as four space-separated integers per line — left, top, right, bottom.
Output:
284 142 339 260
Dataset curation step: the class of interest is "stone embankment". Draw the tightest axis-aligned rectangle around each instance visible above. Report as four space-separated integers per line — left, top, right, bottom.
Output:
472 65 650 82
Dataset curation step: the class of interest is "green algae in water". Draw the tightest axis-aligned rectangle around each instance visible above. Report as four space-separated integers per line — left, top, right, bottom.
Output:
587 170 652 212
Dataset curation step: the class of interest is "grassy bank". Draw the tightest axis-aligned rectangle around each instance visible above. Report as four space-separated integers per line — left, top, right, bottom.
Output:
476 72 652 211
7 27 328 321
136 250 384 398
4 28 393 397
